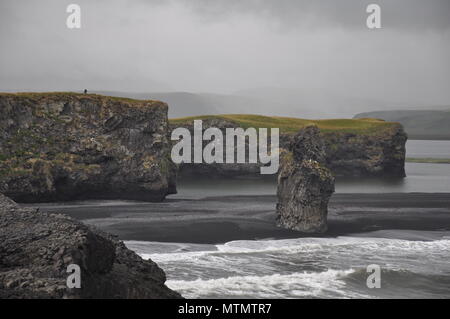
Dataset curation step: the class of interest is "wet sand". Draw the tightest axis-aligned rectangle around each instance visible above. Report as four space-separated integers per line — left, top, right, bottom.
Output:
24 193 450 244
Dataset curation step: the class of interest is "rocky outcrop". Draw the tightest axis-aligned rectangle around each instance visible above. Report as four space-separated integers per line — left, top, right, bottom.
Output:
170 118 407 178
276 126 335 233
320 125 407 177
0 93 177 202
0 193 182 299
170 118 263 177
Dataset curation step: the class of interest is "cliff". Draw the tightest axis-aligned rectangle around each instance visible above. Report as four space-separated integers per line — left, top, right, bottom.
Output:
320 125 407 177
0 193 182 299
276 126 335 233
169 114 407 178
0 93 177 202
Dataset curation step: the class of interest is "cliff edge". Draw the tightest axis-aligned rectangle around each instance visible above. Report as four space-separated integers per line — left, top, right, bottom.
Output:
0 93 177 202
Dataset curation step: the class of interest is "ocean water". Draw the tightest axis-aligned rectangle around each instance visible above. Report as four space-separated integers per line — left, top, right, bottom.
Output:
172 161 450 197
171 140 450 198
407 140 450 159
124 140 450 299
126 232 450 299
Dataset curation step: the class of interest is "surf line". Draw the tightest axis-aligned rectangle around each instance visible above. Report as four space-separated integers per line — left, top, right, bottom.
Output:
171 120 280 175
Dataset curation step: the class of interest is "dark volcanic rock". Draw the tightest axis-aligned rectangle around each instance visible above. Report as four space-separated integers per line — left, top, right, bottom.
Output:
0 193 182 299
170 118 263 177
321 125 407 177
0 93 177 202
170 118 407 178
276 126 335 233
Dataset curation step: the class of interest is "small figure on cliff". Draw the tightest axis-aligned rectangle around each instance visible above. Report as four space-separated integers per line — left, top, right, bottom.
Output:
84 89 88 94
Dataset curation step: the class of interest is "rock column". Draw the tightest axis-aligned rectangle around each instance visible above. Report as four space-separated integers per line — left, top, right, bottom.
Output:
276 125 335 233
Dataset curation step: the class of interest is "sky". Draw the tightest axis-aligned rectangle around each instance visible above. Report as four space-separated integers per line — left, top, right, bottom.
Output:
1 0 450 109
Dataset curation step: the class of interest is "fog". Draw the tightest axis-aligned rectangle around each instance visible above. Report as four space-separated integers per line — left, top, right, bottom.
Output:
1 0 450 117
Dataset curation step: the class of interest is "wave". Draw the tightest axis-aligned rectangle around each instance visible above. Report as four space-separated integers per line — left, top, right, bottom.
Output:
126 234 450 298
133 236 450 264
165 269 365 299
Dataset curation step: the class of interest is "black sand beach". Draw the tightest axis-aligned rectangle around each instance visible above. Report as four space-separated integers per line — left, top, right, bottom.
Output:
24 193 450 244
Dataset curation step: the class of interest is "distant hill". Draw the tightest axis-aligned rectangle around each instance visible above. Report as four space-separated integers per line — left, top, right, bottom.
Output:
234 87 396 119
94 88 398 119
95 90 318 118
354 110 450 140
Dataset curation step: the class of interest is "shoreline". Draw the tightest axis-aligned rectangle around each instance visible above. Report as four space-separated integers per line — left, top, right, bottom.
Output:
23 193 450 245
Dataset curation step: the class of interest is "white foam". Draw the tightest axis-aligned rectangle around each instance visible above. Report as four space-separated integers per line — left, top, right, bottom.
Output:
165 269 366 299
133 236 450 264
126 236 450 298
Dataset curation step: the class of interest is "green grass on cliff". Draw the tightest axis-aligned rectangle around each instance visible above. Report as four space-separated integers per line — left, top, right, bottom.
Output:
170 114 397 135
0 92 161 105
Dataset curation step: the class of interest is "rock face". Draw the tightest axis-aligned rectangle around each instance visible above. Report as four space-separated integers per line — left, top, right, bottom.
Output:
0 193 182 299
321 125 407 177
0 93 177 202
170 118 407 178
170 118 263 177
276 126 335 233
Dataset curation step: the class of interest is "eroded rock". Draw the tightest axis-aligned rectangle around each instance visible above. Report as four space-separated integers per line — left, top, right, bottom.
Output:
0 93 177 202
276 126 335 233
0 193 182 299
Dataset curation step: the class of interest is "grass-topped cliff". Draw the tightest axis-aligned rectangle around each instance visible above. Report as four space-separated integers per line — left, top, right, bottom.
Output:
170 114 407 177
0 92 176 202
0 92 164 107
170 114 398 135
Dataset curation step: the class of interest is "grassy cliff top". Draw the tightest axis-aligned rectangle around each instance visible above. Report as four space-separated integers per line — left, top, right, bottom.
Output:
170 114 399 135
0 92 164 106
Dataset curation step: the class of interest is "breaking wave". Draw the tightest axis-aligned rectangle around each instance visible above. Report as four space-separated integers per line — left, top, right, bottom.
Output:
126 234 450 298
166 269 362 299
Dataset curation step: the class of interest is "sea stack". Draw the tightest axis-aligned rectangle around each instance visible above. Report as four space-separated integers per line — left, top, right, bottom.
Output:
276 125 335 233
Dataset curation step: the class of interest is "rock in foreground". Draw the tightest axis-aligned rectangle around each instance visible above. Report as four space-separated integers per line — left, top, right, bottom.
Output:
0 193 182 299
276 126 335 233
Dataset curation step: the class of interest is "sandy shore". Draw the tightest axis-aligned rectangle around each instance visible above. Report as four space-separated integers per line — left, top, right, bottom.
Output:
23 193 450 244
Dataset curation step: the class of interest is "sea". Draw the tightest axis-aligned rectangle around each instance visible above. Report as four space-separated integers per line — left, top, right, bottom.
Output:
125 140 450 298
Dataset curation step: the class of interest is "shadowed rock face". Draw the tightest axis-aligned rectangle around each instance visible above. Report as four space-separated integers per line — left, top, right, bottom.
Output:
276 126 335 233
0 93 177 202
170 118 265 177
170 119 407 178
320 125 407 177
0 193 182 299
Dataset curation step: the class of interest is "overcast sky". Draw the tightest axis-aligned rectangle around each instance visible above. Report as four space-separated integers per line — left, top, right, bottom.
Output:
1 0 450 107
